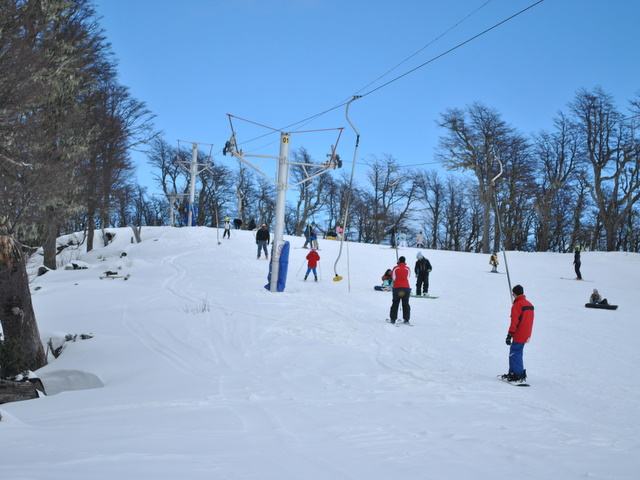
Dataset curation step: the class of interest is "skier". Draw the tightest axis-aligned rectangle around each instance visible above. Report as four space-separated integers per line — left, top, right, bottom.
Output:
311 224 320 250
398 232 407 247
501 284 534 383
256 224 270 259
414 252 432 296
302 223 314 249
389 256 411 324
387 225 397 248
573 246 582 280
304 247 320 281
489 251 499 273
223 217 231 239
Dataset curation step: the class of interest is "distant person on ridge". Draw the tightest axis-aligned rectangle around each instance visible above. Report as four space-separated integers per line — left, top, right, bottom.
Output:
416 231 424 248
489 251 499 273
223 217 231 239
501 284 534 384
256 223 270 259
304 247 320 281
389 256 411 324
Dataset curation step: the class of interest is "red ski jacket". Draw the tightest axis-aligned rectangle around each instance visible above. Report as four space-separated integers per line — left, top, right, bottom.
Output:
509 294 534 343
306 251 320 268
391 262 411 289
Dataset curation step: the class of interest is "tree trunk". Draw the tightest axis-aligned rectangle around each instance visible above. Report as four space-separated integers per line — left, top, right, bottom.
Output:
0 229 47 373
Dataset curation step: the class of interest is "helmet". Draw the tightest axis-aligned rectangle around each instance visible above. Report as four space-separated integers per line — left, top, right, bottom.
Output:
225 217 229 221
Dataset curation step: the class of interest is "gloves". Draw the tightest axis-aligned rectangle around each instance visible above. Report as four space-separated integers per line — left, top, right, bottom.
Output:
505 334 512 346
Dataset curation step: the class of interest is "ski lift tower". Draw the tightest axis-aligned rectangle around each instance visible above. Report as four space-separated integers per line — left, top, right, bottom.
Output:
223 115 343 292
177 141 214 226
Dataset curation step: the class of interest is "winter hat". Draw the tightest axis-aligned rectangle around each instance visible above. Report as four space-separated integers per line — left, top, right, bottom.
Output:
512 284 524 296
416 252 424 259
398 256 406 263
311 247 317 252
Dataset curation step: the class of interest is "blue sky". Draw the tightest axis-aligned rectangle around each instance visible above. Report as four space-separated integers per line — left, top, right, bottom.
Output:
94 0 640 192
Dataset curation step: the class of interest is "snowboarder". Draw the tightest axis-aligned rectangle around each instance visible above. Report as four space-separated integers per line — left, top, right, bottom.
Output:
589 289 608 305
414 252 432 296
381 269 394 289
256 224 270 259
389 256 411 324
489 251 499 273
501 284 534 384
573 246 582 280
223 217 231 239
304 247 320 281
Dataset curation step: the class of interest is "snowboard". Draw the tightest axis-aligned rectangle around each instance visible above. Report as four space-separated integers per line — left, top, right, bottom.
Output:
99 274 131 280
560 277 593 282
585 303 618 310
497 375 530 387
410 294 439 299
374 285 392 291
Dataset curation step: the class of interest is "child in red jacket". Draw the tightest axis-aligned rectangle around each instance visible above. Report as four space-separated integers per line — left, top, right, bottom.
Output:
304 248 320 281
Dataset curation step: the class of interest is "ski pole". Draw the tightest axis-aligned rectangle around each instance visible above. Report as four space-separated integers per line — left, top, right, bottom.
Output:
296 258 307 276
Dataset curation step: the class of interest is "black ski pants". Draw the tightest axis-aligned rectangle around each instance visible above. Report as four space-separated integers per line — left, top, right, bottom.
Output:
390 287 411 322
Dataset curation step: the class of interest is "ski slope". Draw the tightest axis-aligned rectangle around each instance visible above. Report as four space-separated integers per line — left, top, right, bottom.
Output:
1 226 638 479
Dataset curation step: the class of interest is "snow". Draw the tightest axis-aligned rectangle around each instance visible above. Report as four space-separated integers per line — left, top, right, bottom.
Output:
1 226 639 479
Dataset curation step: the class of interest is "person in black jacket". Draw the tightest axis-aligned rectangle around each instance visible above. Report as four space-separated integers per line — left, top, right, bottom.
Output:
256 224 270 259
573 246 582 280
414 252 432 296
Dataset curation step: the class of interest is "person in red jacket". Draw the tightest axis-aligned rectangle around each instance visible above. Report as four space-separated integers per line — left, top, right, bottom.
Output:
502 284 535 383
304 247 320 281
389 256 411 324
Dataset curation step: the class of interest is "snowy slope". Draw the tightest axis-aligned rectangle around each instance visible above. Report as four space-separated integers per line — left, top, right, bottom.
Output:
1 226 638 480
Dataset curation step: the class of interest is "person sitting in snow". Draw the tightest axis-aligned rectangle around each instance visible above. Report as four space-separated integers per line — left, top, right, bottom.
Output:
304 247 320 281
381 269 394 290
589 289 608 305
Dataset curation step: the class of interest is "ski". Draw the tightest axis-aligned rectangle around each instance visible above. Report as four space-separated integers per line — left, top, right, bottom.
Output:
385 319 413 327
410 295 439 299
560 277 593 282
497 375 530 387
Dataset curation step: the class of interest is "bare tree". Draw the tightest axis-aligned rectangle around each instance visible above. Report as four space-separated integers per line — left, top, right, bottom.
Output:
436 103 518 253
570 87 640 251
365 154 417 244
415 171 445 249
531 113 580 251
